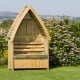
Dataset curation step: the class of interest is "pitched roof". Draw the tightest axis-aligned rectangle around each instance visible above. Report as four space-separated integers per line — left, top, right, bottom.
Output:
7 6 50 41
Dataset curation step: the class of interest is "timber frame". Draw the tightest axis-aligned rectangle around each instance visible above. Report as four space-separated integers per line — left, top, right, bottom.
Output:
7 6 50 70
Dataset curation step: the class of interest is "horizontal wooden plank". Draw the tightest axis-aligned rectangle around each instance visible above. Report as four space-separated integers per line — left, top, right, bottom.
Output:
14 49 44 52
14 45 44 48
14 42 43 45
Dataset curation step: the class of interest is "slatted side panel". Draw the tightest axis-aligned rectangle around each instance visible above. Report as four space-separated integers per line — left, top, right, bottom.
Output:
14 59 48 68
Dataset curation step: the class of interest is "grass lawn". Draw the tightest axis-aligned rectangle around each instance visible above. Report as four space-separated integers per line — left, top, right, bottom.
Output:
0 66 80 80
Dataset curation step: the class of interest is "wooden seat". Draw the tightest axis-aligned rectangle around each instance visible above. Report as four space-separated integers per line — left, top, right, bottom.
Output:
14 54 48 59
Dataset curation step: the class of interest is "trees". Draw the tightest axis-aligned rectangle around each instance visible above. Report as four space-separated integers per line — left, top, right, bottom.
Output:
0 36 8 65
0 19 13 32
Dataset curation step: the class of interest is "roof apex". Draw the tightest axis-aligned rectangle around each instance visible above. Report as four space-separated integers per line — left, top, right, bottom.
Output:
7 6 50 41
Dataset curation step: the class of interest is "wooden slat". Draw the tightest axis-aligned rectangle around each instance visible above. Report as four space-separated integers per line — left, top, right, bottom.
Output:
14 45 44 48
14 43 43 45
14 48 44 52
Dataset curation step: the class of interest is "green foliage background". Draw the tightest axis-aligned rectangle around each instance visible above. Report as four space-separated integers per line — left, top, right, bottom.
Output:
0 20 13 65
45 18 80 66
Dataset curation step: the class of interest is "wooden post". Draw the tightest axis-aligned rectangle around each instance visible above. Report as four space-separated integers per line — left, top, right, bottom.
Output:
44 37 49 69
8 41 14 70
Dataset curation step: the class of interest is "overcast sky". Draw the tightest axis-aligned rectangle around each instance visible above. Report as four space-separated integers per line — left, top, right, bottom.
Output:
0 0 80 17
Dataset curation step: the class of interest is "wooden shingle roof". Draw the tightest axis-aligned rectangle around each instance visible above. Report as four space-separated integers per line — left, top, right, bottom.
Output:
7 6 50 41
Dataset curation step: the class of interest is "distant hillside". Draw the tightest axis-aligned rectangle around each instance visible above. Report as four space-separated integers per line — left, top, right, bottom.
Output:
0 11 17 22
73 17 80 21
0 11 80 22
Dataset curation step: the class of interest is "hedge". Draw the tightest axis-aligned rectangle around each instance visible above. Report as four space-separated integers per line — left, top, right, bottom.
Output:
45 19 80 66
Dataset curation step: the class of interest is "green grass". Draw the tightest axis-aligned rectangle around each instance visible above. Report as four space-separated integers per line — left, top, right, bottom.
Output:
0 66 80 80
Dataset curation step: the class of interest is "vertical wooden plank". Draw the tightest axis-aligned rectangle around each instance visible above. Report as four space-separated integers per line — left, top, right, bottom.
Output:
44 38 49 69
8 40 10 69
11 42 14 70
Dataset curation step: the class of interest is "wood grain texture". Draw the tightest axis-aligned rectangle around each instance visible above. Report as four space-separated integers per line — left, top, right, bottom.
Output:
14 59 48 68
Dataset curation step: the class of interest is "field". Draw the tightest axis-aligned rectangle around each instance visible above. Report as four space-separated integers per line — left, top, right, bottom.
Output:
0 66 80 80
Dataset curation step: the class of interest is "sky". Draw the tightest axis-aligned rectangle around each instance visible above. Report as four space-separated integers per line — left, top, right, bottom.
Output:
0 0 80 17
